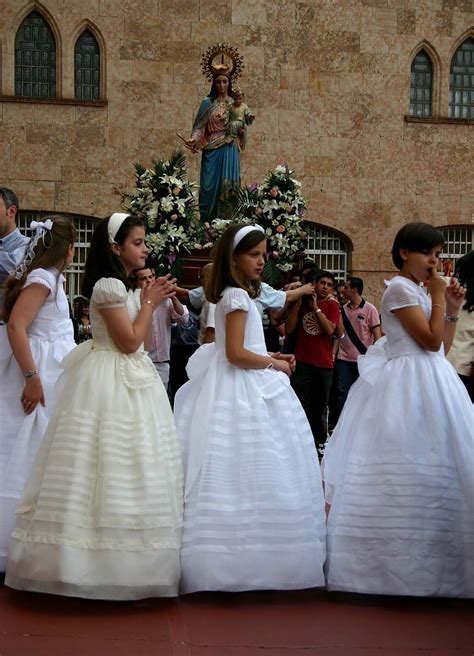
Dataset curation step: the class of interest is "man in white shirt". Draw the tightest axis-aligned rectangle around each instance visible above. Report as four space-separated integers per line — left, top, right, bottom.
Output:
0 188 29 319
134 266 189 390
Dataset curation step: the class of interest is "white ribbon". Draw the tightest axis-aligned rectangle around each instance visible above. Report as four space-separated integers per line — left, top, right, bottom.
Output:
14 219 53 279
233 224 265 251
108 213 130 244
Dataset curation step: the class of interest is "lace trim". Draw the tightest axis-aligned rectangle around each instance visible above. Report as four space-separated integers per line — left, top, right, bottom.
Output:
11 528 180 551
16 505 183 529
24 276 52 292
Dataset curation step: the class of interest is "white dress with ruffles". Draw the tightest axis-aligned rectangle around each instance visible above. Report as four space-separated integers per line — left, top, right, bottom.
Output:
174 286 326 593
323 276 474 598
5 277 183 599
0 267 75 572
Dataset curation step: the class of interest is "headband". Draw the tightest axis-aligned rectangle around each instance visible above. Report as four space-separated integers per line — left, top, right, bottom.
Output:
14 219 53 280
108 213 130 244
233 224 265 251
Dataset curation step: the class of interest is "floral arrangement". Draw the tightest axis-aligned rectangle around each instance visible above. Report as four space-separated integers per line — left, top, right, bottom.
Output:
123 151 206 273
212 164 307 284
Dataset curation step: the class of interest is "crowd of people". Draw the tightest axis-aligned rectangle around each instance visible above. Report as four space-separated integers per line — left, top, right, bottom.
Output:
0 185 472 601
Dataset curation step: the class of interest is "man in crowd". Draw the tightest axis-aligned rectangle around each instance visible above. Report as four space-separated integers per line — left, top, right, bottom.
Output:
134 265 189 392
335 276 381 412
0 188 29 319
286 269 340 455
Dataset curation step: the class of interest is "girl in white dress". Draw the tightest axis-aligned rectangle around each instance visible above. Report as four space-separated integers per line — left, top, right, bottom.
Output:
6 213 184 600
0 216 76 572
174 224 326 593
323 222 473 598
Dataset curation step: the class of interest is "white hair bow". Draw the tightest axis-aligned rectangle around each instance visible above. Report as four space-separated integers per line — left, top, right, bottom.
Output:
14 219 54 279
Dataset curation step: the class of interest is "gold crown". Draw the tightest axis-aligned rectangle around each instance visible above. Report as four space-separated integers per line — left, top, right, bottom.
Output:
201 43 244 82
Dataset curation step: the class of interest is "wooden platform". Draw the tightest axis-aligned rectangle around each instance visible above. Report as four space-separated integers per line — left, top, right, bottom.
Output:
1 586 472 655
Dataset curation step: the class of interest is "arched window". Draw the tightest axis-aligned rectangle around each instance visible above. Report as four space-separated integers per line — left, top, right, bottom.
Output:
74 29 100 101
409 50 432 117
303 223 349 282
15 11 56 99
449 38 474 119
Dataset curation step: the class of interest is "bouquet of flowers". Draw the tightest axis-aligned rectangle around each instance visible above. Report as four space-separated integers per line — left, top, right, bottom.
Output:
123 151 206 273
213 164 307 285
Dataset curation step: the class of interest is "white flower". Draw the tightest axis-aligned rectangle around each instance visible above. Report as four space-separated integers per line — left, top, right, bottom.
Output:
160 196 174 213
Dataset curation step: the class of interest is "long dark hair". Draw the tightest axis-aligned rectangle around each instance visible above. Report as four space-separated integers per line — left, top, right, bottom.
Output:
208 223 265 304
391 222 445 269
455 250 474 313
3 215 75 321
81 214 144 298
208 74 233 99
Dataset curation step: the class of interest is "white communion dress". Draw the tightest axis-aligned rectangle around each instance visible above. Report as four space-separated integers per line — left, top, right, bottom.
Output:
0 268 75 572
174 286 327 593
5 277 183 600
323 276 474 598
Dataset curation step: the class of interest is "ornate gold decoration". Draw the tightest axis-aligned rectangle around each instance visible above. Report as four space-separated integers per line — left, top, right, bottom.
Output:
201 43 244 81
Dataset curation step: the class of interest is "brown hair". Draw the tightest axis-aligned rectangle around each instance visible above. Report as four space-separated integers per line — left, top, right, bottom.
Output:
3 215 76 321
207 223 265 304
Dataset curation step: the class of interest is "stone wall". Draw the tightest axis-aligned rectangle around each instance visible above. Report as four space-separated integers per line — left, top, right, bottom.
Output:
1 0 473 304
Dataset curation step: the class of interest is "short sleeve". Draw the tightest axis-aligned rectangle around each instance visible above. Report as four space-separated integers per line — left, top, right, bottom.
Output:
220 287 250 315
326 299 340 324
383 278 421 313
206 303 216 329
189 286 205 310
258 282 286 311
92 278 128 308
367 303 381 327
23 267 55 293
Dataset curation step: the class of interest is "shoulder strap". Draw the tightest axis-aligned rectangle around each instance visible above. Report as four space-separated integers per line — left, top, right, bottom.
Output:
341 305 367 355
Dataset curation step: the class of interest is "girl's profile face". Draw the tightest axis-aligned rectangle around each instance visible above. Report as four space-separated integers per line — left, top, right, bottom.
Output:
115 226 148 275
234 239 266 281
400 244 443 283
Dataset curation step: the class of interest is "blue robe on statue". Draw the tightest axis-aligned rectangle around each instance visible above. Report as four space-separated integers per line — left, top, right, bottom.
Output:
191 97 240 222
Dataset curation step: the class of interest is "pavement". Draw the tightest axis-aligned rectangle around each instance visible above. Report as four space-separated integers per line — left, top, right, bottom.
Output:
0 586 473 655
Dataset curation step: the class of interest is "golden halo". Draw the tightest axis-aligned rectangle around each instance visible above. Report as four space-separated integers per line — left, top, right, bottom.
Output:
201 43 244 82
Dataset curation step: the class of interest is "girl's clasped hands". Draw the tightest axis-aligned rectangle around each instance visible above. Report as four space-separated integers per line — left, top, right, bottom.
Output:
140 274 177 307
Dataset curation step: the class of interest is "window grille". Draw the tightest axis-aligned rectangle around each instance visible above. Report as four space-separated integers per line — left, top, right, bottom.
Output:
449 38 474 119
439 226 474 265
74 29 100 101
409 50 432 117
15 11 56 99
17 211 99 300
303 223 349 282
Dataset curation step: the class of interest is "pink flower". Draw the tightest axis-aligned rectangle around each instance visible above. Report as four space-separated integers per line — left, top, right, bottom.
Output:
172 187 181 196
270 187 279 198
276 225 285 233
272 251 279 259
170 214 178 221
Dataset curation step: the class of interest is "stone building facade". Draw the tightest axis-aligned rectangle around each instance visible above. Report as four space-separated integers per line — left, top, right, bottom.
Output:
0 0 473 303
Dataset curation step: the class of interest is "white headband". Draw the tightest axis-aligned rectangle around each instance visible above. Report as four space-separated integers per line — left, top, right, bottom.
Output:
108 213 130 244
233 224 265 251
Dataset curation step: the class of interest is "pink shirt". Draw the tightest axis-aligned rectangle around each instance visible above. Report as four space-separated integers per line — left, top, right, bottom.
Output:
337 299 380 363
148 299 189 363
